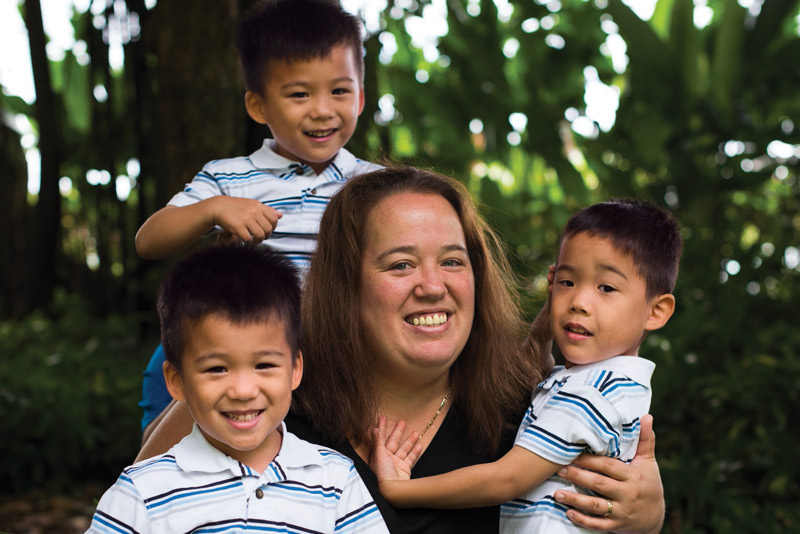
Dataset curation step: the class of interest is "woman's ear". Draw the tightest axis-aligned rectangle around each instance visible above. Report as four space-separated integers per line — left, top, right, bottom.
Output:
645 293 676 332
244 91 268 125
163 361 186 401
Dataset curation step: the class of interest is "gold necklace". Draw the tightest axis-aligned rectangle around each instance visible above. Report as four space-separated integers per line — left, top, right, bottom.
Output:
415 386 452 444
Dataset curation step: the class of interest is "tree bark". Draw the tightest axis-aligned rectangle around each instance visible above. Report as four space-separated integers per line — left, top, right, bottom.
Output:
0 123 31 318
24 0 62 313
148 0 244 204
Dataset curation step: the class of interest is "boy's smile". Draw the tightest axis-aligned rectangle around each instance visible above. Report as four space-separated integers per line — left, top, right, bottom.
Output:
164 314 302 473
245 44 365 175
550 233 673 367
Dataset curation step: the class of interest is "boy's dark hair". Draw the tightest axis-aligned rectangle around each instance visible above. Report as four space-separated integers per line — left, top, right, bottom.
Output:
561 198 683 298
157 244 302 371
236 0 364 93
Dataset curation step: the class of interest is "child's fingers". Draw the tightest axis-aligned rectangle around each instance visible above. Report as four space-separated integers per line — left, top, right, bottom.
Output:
395 430 419 459
375 415 387 441
405 441 423 467
384 419 407 455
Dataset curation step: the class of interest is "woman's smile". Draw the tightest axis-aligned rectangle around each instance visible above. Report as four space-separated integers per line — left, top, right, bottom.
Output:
359 192 475 381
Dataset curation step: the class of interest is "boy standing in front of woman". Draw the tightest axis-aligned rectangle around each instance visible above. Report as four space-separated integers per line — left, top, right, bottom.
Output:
87 245 388 533
372 199 682 533
135 0 380 436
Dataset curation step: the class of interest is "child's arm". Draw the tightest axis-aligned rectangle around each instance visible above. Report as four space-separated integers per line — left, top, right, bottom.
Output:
135 197 282 259
372 418 562 509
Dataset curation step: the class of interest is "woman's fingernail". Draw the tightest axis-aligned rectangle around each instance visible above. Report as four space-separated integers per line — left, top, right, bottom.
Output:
558 468 568 477
554 491 564 502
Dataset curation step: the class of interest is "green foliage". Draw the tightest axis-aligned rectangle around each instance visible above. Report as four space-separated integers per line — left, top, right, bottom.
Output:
2 0 800 531
0 290 151 494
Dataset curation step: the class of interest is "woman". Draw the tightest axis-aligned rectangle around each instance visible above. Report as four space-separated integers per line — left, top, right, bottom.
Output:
289 166 664 533
138 166 664 533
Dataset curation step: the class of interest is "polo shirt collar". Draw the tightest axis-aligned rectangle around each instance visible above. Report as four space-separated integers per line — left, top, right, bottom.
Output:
566 356 655 387
248 139 358 176
173 422 326 476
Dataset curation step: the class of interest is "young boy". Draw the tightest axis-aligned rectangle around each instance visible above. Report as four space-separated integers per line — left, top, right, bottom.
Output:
135 0 375 267
371 199 682 533
136 0 379 432
87 245 388 533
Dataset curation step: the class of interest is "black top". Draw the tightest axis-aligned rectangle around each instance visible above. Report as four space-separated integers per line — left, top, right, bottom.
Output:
285 410 517 534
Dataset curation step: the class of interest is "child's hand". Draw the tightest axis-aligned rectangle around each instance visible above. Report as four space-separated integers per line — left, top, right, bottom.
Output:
370 416 422 483
208 196 282 243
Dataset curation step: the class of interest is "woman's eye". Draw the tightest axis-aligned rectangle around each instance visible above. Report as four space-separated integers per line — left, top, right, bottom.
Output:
442 258 462 267
391 262 412 271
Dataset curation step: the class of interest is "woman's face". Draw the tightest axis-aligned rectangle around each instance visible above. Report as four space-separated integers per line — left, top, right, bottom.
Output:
359 192 475 387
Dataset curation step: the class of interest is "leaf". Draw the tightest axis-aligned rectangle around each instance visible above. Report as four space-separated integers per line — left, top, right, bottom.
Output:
0 91 34 116
60 52 91 134
710 0 746 122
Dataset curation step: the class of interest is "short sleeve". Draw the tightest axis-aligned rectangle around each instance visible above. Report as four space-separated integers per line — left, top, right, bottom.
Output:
86 472 152 534
515 383 625 465
334 465 390 534
167 162 224 207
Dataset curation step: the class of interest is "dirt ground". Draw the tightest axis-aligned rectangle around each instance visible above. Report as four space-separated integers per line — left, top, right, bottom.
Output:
0 488 100 534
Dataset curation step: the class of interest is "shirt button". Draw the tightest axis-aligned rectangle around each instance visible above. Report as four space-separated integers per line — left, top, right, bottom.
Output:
310 188 317 195
295 166 305 176
255 488 264 499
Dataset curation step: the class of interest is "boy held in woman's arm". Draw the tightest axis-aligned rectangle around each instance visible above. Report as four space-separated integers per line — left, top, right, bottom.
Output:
372 199 682 534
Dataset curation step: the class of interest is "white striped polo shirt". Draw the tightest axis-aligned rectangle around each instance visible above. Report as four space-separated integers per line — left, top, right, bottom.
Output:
88 423 388 534
168 140 380 274
500 356 655 534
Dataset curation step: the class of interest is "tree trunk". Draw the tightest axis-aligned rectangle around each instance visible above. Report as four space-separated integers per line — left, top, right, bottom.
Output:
148 0 245 204
0 123 31 318
24 0 62 314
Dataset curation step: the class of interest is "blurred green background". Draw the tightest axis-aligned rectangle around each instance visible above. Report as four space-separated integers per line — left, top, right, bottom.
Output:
1 0 798 532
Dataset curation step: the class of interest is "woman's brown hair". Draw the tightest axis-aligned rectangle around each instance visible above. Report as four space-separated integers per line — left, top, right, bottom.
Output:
293 166 550 455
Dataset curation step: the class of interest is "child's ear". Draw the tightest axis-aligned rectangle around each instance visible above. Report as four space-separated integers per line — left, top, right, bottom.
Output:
163 361 186 401
357 86 365 116
645 293 676 332
291 350 304 391
244 91 268 124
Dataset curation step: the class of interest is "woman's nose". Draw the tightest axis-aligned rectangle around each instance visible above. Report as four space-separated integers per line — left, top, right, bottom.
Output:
414 267 447 299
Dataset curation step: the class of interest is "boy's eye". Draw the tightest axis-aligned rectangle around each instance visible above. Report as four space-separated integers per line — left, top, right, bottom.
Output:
558 279 574 287
204 366 226 374
289 91 308 98
332 88 350 95
255 362 276 370
599 284 616 293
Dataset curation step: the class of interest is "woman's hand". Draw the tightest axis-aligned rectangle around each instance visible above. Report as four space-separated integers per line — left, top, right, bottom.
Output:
553 414 664 534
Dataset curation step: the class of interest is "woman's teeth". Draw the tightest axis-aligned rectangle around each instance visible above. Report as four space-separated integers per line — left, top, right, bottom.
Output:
409 314 448 326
